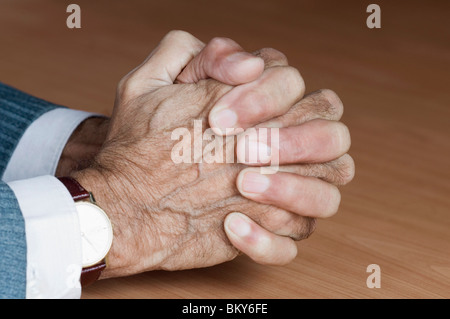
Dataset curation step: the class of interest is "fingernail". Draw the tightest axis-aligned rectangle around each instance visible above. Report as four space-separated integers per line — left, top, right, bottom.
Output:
241 171 270 194
225 52 256 64
210 105 238 131
227 214 251 237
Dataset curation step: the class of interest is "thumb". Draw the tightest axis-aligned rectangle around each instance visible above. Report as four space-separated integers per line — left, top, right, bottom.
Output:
224 212 298 265
176 37 264 85
129 30 205 92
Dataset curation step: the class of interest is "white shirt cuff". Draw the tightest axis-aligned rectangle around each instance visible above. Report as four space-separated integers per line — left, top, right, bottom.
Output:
7 176 82 299
2 108 98 183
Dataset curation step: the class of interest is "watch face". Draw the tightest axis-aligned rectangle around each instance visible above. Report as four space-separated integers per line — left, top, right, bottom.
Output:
76 202 113 268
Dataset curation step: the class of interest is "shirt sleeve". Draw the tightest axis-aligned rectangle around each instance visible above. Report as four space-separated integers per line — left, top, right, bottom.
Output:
7 176 82 299
2 108 99 299
2 108 98 182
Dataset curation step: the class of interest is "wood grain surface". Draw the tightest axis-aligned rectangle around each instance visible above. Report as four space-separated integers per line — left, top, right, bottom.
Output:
1 0 449 298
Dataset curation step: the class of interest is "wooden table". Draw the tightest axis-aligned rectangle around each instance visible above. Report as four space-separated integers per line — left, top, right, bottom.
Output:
1 0 449 299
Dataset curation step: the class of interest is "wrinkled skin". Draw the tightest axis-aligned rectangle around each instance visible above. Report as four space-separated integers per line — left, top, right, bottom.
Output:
71 31 354 279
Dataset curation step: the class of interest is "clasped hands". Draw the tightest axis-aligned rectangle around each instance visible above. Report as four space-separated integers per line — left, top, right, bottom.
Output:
64 31 354 278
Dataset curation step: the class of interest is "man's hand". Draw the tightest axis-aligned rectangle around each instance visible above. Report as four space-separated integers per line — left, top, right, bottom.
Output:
176 37 354 263
67 31 353 278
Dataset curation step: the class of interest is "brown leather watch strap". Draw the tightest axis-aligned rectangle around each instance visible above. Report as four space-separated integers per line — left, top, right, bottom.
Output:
80 262 107 287
58 176 91 201
57 176 107 288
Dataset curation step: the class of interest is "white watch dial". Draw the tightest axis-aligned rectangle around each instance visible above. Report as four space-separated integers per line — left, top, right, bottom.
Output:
76 202 113 268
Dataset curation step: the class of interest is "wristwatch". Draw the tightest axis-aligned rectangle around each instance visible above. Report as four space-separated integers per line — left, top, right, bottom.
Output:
58 177 113 287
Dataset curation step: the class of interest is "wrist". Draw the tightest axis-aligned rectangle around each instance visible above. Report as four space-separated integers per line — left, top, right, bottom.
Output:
56 117 109 176
69 167 140 279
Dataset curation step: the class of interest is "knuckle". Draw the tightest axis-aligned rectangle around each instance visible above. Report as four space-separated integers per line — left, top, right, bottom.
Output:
330 154 356 185
163 29 193 42
318 89 344 119
117 74 139 100
291 217 317 241
259 208 295 232
117 76 128 92
208 36 234 49
254 48 289 66
279 66 305 100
